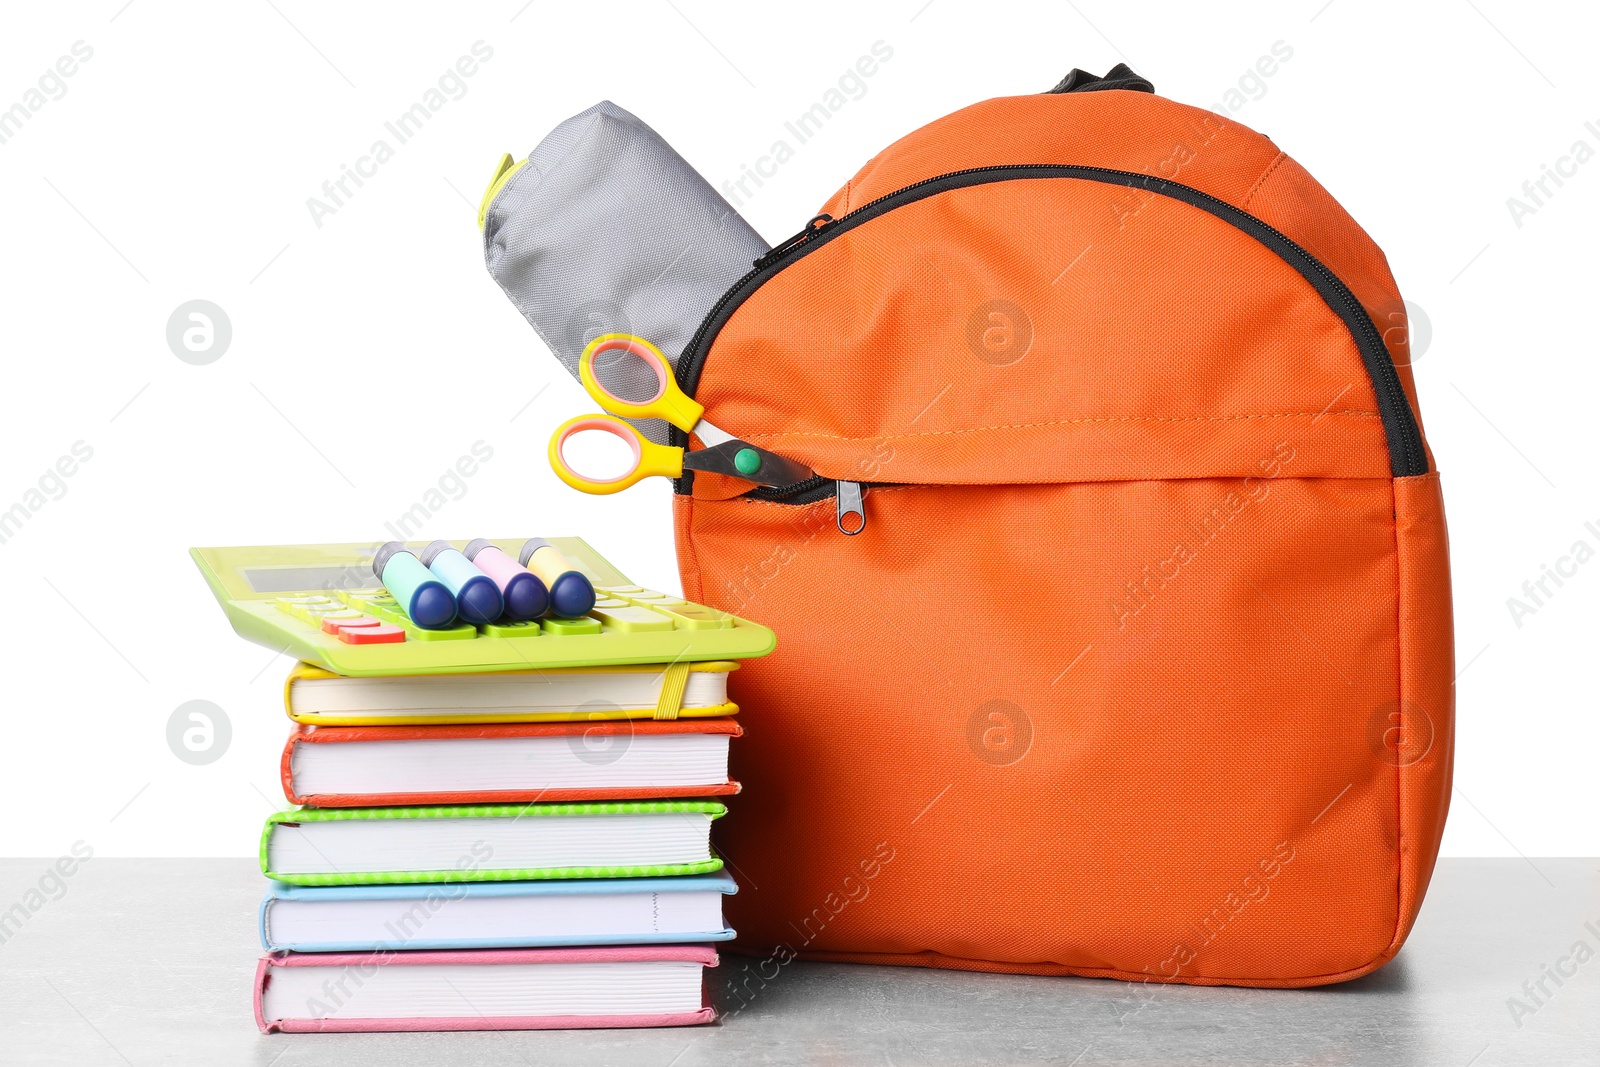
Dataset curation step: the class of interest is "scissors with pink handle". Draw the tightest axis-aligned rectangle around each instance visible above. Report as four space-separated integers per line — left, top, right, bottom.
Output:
547 334 814 495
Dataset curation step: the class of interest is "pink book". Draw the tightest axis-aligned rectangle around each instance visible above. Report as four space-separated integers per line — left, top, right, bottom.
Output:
254 945 717 1033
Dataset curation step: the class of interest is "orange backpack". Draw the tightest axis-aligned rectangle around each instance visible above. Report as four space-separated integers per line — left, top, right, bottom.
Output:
672 68 1452 989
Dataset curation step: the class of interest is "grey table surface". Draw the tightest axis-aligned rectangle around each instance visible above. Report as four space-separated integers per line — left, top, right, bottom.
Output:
0 858 1593 1066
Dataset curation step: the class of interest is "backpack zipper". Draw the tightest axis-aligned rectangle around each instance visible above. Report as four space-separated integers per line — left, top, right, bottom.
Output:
746 474 871 534
752 214 839 269
672 162 1430 505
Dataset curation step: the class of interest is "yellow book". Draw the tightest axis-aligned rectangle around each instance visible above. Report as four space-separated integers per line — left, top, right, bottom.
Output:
283 661 740 726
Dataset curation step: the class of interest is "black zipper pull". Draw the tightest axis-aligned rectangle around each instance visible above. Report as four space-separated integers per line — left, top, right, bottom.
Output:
836 481 866 535
753 214 836 269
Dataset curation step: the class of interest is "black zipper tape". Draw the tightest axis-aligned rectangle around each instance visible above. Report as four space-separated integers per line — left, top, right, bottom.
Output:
671 163 1428 496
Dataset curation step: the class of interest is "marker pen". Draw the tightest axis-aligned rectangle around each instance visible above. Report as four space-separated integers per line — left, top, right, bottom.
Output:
420 540 505 625
464 538 549 621
372 542 457 629
519 537 596 619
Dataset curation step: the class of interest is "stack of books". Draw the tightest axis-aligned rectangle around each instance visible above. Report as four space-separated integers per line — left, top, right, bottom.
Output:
252 660 746 1033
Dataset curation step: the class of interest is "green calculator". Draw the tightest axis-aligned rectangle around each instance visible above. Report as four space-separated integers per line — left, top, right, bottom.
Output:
191 538 775 676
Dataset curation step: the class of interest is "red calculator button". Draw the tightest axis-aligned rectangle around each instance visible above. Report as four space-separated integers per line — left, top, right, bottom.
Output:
322 614 381 634
338 622 405 644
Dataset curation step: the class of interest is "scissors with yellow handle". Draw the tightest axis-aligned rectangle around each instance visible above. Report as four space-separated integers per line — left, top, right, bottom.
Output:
548 334 814 495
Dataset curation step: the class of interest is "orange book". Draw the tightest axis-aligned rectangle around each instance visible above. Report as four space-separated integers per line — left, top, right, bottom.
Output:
281 720 742 808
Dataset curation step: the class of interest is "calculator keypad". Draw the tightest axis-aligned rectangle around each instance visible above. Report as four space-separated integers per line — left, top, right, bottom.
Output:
599 588 733 630
541 616 603 636
272 585 733 643
588 604 676 633
337 590 476 641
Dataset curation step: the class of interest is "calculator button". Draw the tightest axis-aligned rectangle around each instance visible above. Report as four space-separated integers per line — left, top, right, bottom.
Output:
588 605 675 632
591 597 630 608
339 594 473 639
598 585 643 594
354 601 401 623
542 616 602 636
652 603 734 630
321 614 380 634
481 620 541 639
628 592 687 606
341 589 393 602
338 622 405 644
406 622 478 641
277 599 352 627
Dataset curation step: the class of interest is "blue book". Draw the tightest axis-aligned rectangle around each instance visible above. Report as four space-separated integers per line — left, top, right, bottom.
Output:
260 872 737 953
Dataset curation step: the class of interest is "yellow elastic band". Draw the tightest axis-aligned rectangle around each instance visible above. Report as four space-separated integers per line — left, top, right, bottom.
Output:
653 661 691 720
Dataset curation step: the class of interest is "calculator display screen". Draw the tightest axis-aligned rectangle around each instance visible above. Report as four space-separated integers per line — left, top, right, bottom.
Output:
243 565 376 594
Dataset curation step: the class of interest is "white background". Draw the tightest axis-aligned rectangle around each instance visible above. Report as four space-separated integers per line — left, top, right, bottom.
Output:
0 1 1593 857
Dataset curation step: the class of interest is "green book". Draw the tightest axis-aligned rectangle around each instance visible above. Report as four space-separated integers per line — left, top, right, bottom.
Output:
259 802 726 886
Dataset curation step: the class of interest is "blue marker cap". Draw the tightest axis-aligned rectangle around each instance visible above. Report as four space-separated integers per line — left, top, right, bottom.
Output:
502 572 549 621
409 583 460 629
420 540 505 626
373 541 457 629
519 537 597 619
464 538 549 621
548 571 597 619
455 580 505 626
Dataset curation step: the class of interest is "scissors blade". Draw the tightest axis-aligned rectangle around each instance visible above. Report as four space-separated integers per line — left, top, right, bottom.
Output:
683 440 815 488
